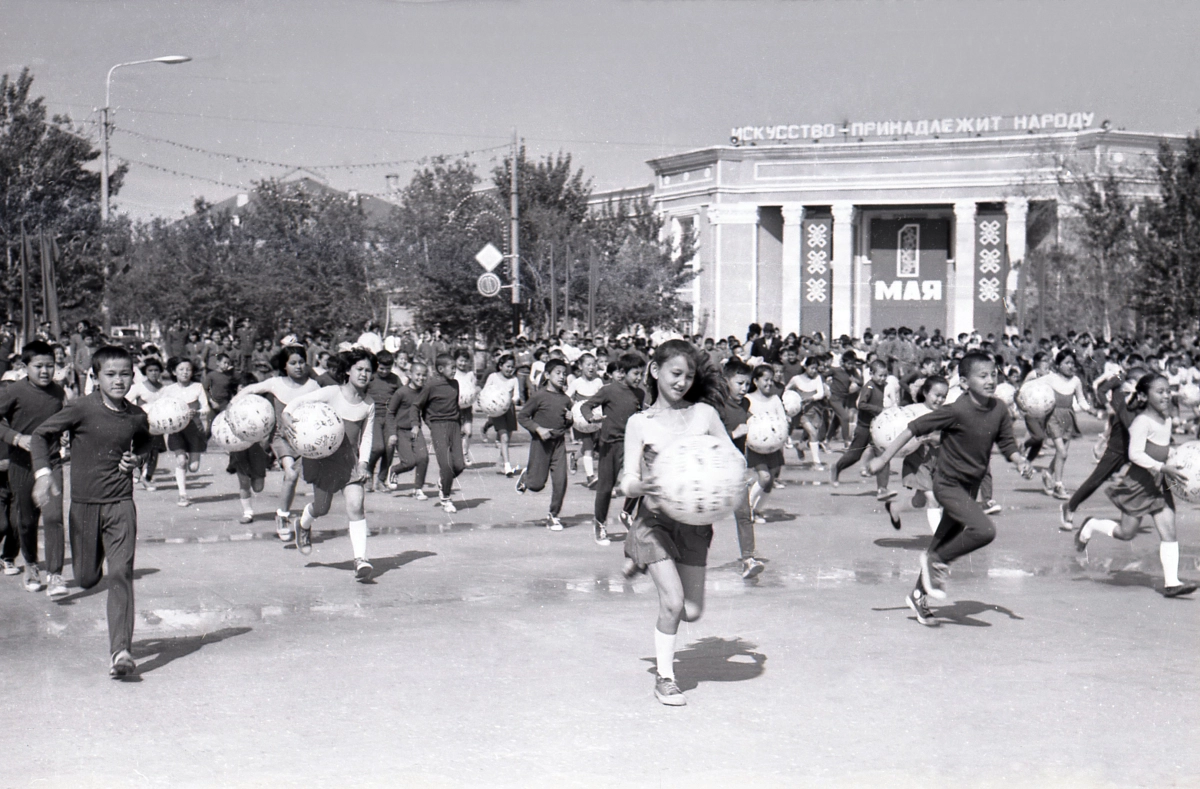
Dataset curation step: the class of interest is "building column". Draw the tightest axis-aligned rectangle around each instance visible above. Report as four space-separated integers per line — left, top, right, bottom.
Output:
831 202 855 338
780 204 805 337
952 200 977 338
706 203 760 341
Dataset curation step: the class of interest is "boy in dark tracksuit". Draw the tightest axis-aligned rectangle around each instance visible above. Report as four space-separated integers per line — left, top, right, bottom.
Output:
581 353 645 546
869 351 1032 626
417 354 465 514
719 358 765 579
517 359 573 531
0 341 67 596
831 358 891 497
32 345 152 677
386 360 430 498
1061 371 1138 528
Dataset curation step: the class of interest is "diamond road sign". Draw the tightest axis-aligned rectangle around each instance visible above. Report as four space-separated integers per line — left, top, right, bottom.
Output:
475 243 504 272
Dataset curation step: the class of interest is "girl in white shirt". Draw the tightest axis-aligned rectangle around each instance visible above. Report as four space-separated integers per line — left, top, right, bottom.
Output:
160 357 212 507
283 348 377 582
1076 374 1197 598
619 340 739 708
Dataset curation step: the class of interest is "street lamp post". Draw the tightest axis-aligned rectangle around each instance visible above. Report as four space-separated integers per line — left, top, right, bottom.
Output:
98 55 190 330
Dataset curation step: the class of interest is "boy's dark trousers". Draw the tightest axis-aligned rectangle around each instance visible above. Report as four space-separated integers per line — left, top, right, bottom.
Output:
71 500 136 655
427 420 465 497
525 435 567 516
593 439 638 523
11 464 63 574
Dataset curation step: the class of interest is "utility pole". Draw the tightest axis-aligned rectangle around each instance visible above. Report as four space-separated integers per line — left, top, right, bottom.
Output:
509 128 520 338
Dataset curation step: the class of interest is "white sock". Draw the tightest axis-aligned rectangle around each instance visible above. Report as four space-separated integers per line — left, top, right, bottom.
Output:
277 508 290 518
926 507 943 534
1082 517 1117 541
175 467 187 496
582 454 595 478
348 519 368 560
1160 541 1181 587
808 442 822 464
654 628 676 680
300 504 315 530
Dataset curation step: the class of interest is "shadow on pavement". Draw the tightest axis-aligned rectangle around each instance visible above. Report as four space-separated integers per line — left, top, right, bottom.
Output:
874 535 932 551
54 568 161 606
642 636 766 692
932 599 1024 627
305 550 436 581
130 626 253 677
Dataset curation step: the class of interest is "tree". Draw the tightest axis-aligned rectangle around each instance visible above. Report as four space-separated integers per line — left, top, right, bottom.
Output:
1135 136 1200 334
0 68 122 325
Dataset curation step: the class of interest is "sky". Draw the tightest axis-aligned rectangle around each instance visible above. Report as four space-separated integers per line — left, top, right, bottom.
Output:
3 0 1198 220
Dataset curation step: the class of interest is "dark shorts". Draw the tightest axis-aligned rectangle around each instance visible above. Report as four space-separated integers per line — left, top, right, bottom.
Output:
167 420 208 454
624 505 714 568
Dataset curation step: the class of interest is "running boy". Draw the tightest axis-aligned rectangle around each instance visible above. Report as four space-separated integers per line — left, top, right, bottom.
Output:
32 345 151 677
869 351 1033 625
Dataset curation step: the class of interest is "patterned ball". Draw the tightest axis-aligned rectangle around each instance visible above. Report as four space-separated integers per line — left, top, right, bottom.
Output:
146 397 191 436
1169 442 1200 503
224 395 275 443
285 402 345 459
781 390 804 418
652 435 747 526
1180 383 1200 408
475 386 512 418
571 401 602 433
994 382 1016 407
209 411 253 453
745 412 789 453
871 404 929 457
1017 378 1056 418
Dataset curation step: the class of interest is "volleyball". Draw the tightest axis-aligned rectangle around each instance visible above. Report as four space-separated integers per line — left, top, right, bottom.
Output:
146 397 191 436
1017 378 1056 418
208 411 253 453
651 435 747 526
1180 383 1200 408
571 401 602 433
871 403 928 457
284 401 345 459
781 390 803 418
994 381 1016 406
745 411 789 453
1168 442 1200 503
475 385 512 418
224 395 275 443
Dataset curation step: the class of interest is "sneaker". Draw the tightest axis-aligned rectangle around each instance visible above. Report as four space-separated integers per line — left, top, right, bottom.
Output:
275 513 294 541
911 490 927 509
585 475 598 490
412 489 429 501
876 488 897 502
296 523 313 556
1059 502 1074 532
593 520 611 546
1074 517 1091 553
983 500 1002 515
109 649 136 679
238 512 254 525
0 558 18 576
741 557 765 579
23 565 42 592
1052 482 1069 501
515 474 528 494
440 497 457 514
45 573 68 599
547 515 564 531
177 496 191 508
906 588 939 627
354 558 373 582
1162 583 1198 598
654 674 686 707
918 551 948 600
569 452 578 475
